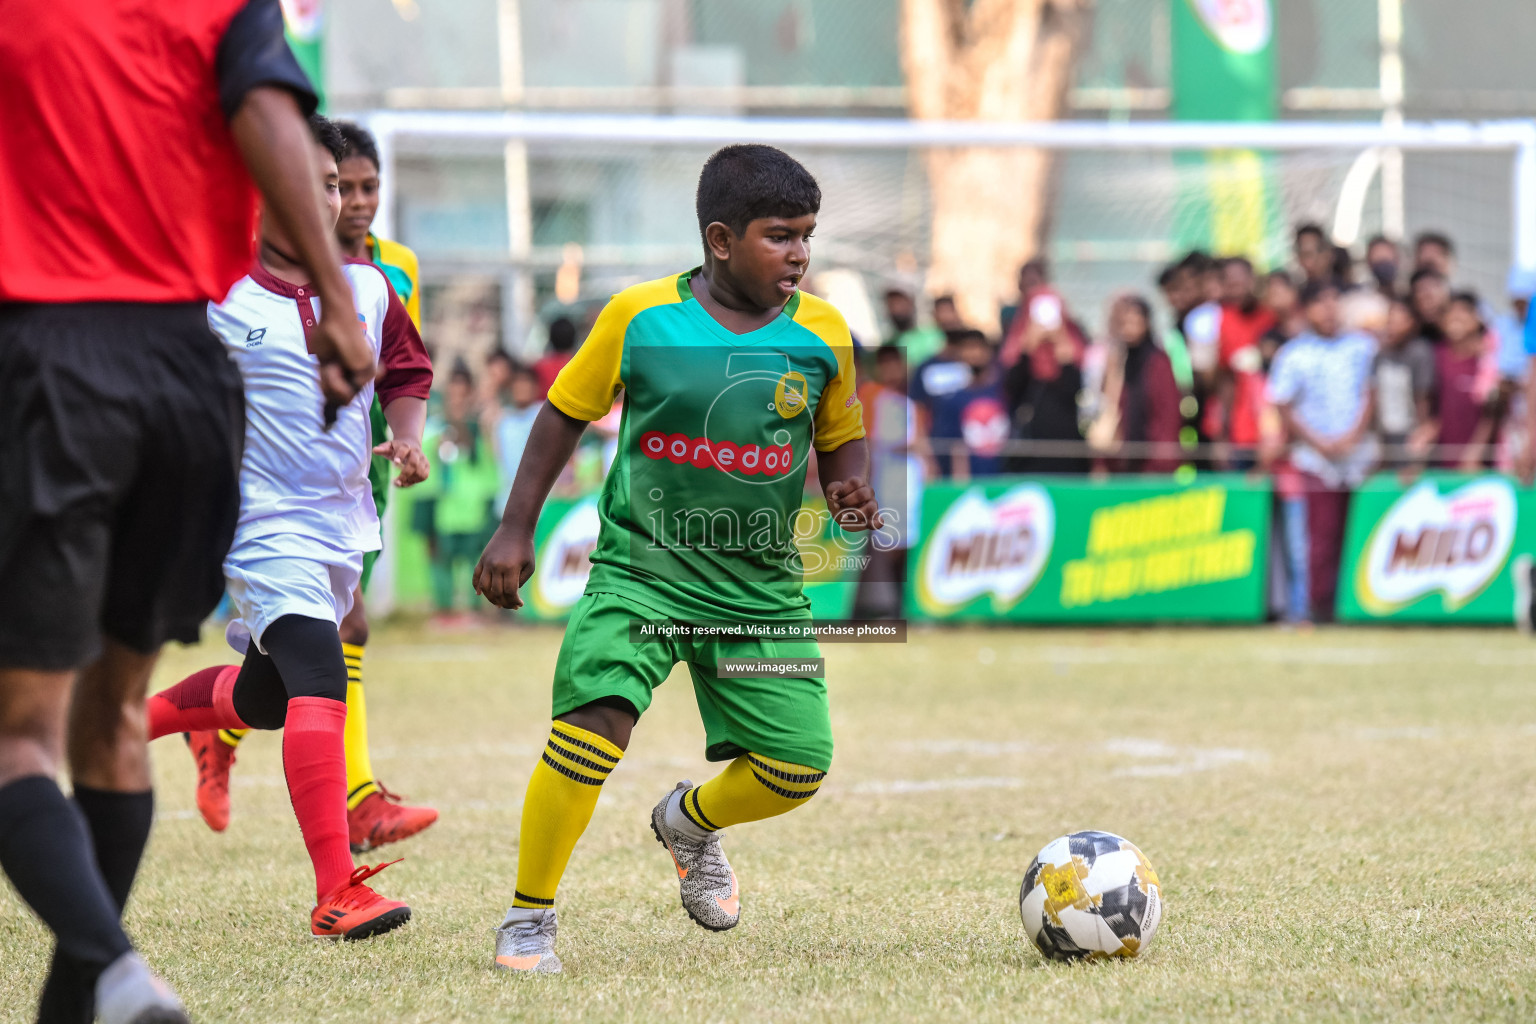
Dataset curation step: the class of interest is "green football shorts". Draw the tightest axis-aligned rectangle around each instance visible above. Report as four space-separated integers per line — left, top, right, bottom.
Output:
552 591 833 772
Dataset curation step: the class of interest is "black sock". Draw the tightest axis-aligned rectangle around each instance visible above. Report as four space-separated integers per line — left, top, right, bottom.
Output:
72 786 154 911
36 787 155 1024
0 778 130 993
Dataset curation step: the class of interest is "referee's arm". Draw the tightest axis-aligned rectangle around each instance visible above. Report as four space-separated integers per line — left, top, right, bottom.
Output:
218 0 375 415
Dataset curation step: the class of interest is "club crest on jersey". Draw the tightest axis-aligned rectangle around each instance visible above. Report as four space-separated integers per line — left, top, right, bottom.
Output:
244 327 266 348
774 371 809 419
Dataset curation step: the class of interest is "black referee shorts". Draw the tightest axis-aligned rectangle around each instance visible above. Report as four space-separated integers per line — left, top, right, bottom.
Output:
0 302 245 671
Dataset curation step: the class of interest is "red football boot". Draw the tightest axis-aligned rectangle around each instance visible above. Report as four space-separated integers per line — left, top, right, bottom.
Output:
348 783 439 853
185 731 236 832
310 861 412 941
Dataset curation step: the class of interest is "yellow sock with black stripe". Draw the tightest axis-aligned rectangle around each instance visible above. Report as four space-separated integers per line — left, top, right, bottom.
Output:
676 753 825 835
341 643 378 810
218 728 249 748
510 721 624 909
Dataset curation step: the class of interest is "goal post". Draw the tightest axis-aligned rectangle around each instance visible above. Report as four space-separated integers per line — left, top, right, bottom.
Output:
366 111 1536 274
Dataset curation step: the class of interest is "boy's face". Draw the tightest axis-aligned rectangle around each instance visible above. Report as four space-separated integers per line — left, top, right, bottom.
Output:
1412 275 1450 319
1296 233 1331 280
1384 303 1416 345
1304 290 1341 337
1263 276 1297 316
707 213 816 309
959 336 993 370
510 371 540 408
1221 263 1254 306
1161 269 1199 315
337 156 380 247
1443 302 1480 343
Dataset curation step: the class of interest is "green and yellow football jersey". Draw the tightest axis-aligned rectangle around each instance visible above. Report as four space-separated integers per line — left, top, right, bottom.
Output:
547 269 865 623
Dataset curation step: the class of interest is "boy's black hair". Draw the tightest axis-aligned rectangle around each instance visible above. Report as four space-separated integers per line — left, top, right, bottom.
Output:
1221 255 1254 274
1294 222 1326 244
1178 249 1213 275
1299 279 1339 307
1448 289 1482 310
547 317 577 353
307 114 347 165
952 328 990 347
1366 233 1397 252
1264 269 1298 288
1414 230 1455 256
1409 267 1447 289
695 144 820 241
486 348 515 370
334 120 381 169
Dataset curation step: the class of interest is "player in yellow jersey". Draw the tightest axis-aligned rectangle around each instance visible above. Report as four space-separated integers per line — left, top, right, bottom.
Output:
186 122 439 852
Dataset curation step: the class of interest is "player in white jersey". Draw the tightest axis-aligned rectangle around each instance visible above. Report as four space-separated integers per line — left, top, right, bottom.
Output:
144 116 433 940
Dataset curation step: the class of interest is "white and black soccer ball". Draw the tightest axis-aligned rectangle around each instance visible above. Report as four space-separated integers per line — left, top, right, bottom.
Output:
1019 830 1162 961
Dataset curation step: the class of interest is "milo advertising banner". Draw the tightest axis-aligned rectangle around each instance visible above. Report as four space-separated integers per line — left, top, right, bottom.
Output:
1338 473 1524 622
522 496 602 622
911 476 1271 622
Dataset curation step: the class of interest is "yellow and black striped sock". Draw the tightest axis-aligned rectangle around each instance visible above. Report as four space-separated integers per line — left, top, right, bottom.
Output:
680 753 825 833
218 728 248 748
341 643 378 810
510 721 624 909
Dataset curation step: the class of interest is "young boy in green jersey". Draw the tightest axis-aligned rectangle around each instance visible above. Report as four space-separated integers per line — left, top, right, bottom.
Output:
474 144 881 973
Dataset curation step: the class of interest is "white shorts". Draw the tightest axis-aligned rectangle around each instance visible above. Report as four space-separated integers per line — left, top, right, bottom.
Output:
223 541 362 656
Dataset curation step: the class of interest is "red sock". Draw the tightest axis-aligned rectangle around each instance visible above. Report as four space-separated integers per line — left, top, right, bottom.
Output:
282 697 354 900
146 665 244 739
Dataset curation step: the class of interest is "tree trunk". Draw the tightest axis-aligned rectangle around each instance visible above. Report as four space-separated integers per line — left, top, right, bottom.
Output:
900 0 1093 332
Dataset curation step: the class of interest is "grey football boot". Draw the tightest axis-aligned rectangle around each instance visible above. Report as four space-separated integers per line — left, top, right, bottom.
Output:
95 952 190 1024
493 906 561 974
650 781 741 931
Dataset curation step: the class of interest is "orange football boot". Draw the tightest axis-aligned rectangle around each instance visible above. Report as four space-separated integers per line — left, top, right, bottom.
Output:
310 860 412 941
185 730 236 832
348 783 439 853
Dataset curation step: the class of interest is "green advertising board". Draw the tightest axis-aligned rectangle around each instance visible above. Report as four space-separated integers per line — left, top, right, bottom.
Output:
1170 0 1282 264
1337 472 1524 623
909 475 1272 623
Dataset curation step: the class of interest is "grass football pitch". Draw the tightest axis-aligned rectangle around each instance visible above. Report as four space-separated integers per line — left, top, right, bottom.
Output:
3 625 1536 1022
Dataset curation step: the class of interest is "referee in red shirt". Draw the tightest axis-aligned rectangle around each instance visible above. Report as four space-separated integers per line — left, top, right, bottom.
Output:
0 3 378 1021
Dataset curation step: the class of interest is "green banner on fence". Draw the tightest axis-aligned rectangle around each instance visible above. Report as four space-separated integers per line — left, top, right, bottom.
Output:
909 475 1272 622
1337 472 1524 623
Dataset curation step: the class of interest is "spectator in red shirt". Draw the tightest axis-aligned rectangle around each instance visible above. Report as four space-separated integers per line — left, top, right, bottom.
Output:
533 317 579 399
0 2 374 1019
1213 257 1276 466
1432 292 1499 469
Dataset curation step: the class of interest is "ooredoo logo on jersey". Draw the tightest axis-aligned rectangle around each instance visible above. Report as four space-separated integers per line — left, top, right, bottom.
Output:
638 431 797 477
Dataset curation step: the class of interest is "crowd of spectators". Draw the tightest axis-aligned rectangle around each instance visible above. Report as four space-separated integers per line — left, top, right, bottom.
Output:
879 227 1536 624
411 228 1533 627
409 316 616 625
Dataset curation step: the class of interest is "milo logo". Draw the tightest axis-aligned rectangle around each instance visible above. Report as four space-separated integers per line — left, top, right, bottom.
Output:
1355 478 1516 615
1186 0 1271 55
916 484 1055 616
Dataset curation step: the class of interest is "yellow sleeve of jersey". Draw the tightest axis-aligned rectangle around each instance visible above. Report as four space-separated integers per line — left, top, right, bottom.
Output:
399 247 421 328
547 274 683 421
372 236 423 329
795 293 866 451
